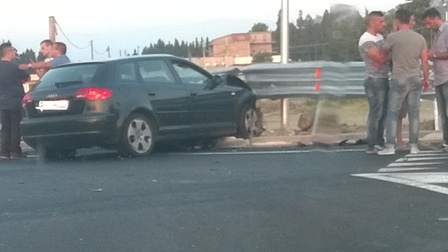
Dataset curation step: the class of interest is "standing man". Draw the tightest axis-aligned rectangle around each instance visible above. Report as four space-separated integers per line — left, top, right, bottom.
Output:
378 9 430 155
28 42 71 71
424 8 448 151
358 11 390 154
0 42 30 159
34 39 54 78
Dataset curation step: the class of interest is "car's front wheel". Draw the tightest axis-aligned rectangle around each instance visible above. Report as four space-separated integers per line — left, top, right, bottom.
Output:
237 104 261 139
118 113 156 157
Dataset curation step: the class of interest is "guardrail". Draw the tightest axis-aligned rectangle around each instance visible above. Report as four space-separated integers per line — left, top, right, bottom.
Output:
210 61 436 100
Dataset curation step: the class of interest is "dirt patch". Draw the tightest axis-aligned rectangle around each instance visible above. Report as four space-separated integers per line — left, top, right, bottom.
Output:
257 97 437 136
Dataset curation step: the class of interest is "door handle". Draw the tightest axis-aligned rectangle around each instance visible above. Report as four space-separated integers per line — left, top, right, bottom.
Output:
190 92 197 96
147 91 156 96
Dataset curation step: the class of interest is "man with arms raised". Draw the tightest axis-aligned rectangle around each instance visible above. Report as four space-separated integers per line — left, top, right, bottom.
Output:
27 42 70 71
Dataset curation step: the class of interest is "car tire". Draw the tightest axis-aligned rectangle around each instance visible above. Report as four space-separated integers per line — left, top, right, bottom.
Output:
237 104 260 139
118 113 156 157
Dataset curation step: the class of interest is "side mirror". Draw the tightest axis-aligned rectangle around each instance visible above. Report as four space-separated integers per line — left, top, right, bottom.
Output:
213 75 224 85
204 75 224 90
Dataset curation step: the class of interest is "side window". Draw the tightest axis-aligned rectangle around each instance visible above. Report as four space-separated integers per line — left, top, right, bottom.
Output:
118 63 137 81
171 61 212 85
138 59 175 83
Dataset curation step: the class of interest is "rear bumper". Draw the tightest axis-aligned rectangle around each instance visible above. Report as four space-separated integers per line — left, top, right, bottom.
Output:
20 113 119 149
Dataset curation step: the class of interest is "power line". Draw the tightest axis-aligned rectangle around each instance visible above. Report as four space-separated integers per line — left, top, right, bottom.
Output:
54 19 90 50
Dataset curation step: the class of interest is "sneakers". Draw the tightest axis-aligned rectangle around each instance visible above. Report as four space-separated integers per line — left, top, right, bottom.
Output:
377 144 395 155
410 144 420 154
366 145 384 154
0 155 9 160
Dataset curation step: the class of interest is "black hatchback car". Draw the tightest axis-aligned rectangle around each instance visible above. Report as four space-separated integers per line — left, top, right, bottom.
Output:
21 55 259 159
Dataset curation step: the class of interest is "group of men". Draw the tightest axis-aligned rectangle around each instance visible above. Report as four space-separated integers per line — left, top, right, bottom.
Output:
0 40 70 160
360 8 448 155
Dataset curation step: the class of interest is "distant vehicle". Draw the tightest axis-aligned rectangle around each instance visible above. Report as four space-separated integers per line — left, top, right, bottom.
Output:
21 55 259 159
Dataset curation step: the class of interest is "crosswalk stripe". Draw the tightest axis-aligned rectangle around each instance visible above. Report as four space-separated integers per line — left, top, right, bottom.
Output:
378 167 437 173
396 156 448 162
387 162 444 167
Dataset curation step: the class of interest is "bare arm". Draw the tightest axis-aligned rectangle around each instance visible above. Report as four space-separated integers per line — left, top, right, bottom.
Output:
427 49 448 60
29 61 52 71
367 47 388 64
420 49 430 91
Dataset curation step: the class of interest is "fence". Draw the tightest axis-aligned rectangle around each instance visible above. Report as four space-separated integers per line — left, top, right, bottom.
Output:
210 61 439 136
210 61 436 100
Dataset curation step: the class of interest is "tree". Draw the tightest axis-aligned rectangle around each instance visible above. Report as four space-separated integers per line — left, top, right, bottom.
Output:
252 52 273 63
250 23 269 32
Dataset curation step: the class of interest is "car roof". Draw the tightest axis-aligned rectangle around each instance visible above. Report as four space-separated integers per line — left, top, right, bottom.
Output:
56 54 186 67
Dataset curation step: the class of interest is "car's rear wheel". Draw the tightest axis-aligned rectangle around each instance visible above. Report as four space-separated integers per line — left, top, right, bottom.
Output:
118 113 156 157
237 104 260 139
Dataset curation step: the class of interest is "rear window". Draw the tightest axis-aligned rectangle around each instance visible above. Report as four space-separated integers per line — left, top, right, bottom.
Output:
34 63 103 90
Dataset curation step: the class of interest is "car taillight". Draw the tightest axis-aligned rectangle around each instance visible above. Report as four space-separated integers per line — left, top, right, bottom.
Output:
22 93 32 106
76 88 112 101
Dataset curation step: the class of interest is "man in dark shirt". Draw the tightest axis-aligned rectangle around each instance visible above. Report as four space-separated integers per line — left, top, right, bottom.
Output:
0 42 30 159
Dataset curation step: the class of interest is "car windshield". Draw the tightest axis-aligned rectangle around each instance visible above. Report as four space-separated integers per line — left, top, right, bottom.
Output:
34 63 101 90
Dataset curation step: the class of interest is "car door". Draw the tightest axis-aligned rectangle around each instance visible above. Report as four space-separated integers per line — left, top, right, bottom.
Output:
168 60 237 134
136 59 192 135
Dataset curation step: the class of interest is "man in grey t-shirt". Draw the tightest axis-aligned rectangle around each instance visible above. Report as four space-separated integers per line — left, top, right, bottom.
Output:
378 9 430 155
358 11 389 154
424 8 448 151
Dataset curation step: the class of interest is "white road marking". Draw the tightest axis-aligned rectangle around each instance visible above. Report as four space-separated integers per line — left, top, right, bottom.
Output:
378 167 436 173
396 156 448 162
352 150 448 196
407 153 446 157
168 148 365 156
352 173 448 196
387 162 444 167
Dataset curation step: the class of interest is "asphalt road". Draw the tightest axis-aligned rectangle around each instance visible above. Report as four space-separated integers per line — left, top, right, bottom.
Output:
1 146 448 252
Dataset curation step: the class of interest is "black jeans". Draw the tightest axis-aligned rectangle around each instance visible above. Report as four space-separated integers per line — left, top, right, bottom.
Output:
0 108 22 156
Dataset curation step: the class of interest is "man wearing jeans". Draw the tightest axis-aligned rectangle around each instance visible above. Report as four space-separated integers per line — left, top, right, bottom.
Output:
378 9 430 155
358 11 390 154
424 8 448 151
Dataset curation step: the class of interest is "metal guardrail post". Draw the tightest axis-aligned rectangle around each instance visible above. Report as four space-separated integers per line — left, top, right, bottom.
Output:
280 0 290 132
434 98 440 131
281 98 289 131
311 97 322 136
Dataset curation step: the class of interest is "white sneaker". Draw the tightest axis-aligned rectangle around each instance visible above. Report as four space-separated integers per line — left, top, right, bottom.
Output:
378 145 395 155
410 144 419 154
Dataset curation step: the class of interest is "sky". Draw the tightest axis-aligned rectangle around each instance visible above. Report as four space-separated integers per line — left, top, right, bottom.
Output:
0 0 423 62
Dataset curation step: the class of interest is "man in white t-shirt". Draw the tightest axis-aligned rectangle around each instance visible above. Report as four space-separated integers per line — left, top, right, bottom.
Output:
358 11 390 154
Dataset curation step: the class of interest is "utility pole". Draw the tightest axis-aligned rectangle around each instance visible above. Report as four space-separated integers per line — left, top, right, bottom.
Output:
280 0 290 132
90 40 94 60
49 16 56 42
107 46 110 58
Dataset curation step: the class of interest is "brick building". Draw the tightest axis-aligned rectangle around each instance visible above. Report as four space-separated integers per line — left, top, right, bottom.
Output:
191 31 275 69
209 32 274 57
